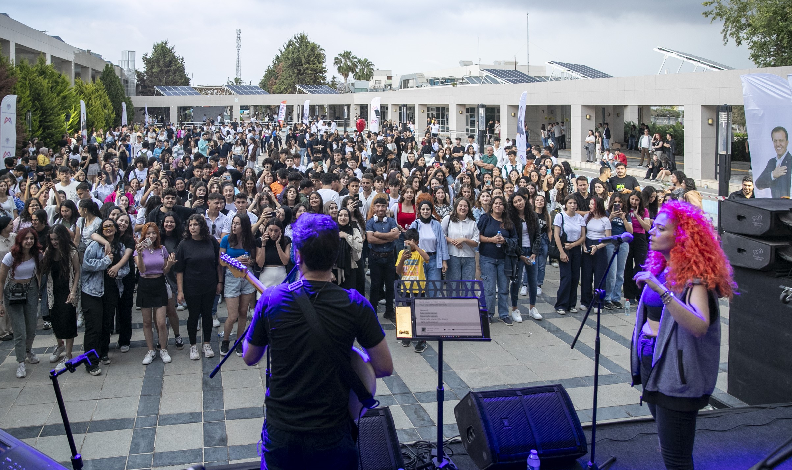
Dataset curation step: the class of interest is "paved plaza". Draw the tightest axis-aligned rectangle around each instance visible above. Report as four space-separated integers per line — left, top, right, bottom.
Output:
0 263 740 470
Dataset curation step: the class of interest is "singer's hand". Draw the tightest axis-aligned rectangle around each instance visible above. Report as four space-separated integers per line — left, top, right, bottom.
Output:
633 271 664 294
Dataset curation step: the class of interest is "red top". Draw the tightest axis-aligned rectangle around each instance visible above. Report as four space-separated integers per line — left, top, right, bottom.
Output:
396 203 416 230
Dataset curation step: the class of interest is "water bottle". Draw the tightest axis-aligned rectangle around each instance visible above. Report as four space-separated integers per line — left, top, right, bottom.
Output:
527 449 540 470
496 230 502 248
624 300 631 315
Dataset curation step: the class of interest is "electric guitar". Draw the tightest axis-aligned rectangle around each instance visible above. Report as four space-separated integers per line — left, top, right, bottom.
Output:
219 253 377 420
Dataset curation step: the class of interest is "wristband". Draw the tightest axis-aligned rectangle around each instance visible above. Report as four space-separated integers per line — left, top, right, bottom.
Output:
661 289 674 304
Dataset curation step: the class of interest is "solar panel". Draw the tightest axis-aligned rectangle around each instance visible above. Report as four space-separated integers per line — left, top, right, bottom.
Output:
546 62 612 79
654 47 734 71
463 76 483 85
154 86 200 96
225 85 269 95
481 69 542 84
296 84 339 94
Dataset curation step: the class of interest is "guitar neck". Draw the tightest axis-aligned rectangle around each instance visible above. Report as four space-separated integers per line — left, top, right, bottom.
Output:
246 272 265 295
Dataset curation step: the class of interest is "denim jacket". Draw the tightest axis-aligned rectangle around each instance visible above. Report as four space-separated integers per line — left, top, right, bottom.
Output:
80 241 130 297
408 219 450 270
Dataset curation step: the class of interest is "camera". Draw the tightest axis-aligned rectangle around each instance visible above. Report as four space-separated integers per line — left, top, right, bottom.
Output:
613 203 622 212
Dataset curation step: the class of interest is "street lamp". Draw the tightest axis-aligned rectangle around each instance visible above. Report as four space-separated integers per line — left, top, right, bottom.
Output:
477 104 486 154
716 105 732 198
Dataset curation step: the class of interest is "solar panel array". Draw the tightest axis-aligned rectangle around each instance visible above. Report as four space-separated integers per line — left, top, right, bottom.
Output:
296 84 339 94
154 86 200 96
225 85 269 95
654 47 734 71
481 69 542 84
462 75 501 85
547 62 612 79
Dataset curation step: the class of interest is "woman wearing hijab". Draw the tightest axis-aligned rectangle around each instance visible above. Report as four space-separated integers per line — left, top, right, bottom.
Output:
408 201 449 285
334 208 363 290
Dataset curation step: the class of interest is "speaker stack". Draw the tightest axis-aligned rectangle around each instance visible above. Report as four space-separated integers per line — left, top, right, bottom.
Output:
721 199 792 405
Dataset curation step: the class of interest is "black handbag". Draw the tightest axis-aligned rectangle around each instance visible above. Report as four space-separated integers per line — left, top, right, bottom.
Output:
548 212 567 260
6 282 28 305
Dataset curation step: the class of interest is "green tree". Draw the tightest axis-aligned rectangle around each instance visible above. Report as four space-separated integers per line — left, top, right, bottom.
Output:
0 54 27 154
333 50 358 91
70 79 115 135
354 58 375 81
703 0 792 67
100 64 130 127
14 57 72 148
259 33 327 94
137 40 190 96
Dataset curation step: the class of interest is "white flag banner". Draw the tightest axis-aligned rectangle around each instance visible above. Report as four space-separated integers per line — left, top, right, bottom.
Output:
516 91 527 165
0 95 17 166
145 105 149 126
121 102 128 126
370 97 381 134
80 100 87 145
302 100 310 125
278 101 286 123
741 74 792 198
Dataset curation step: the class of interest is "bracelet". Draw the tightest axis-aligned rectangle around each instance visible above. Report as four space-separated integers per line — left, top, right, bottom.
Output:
661 289 674 304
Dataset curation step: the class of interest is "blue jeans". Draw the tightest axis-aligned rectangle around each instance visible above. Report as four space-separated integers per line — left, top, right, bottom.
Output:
446 256 475 282
479 255 509 319
424 252 442 286
512 247 537 307
298 148 308 167
605 241 630 302
262 420 357 470
628 136 637 150
535 234 549 287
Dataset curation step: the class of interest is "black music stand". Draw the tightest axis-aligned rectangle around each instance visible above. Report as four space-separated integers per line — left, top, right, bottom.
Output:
395 280 491 469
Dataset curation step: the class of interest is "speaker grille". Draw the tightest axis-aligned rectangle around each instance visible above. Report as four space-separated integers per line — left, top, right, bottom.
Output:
357 408 405 470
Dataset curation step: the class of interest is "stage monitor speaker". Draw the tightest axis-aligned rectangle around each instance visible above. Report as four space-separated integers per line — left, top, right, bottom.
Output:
721 232 792 271
720 199 792 237
358 407 405 470
454 385 587 469
728 267 792 405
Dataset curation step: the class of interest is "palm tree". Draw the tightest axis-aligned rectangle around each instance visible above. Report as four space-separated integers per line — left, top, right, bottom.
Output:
354 58 375 81
333 51 358 92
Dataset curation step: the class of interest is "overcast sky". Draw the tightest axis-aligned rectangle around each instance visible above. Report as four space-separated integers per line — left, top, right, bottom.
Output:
6 0 754 85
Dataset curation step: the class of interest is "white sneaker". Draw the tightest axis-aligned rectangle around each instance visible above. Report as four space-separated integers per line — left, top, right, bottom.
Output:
551 261 559 268
529 307 543 320
189 345 200 360
212 318 220 328
569 307 579 313
120 345 130 353
177 304 185 311
511 308 523 323
519 285 528 296
54 357 69 372
50 345 65 363
556 308 567 315
26 352 39 364
537 286 542 296
16 362 26 378
160 349 172 364
135 306 141 310
203 344 215 358
141 350 157 365
76 314 84 327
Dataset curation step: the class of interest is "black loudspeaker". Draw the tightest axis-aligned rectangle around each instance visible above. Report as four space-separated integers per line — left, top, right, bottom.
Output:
721 232 792 271
728 267 792 405
720 199 792 237
358 408 405 470
454 385 587 469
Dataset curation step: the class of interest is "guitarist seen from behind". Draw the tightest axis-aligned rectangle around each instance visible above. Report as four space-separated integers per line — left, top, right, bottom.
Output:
243 213 393 470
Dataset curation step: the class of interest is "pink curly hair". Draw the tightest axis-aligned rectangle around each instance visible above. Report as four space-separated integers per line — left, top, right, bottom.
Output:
644 201 735 299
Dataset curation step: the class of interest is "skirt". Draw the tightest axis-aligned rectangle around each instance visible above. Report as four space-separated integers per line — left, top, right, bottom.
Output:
87 163 100 176
259 266 287 288
50 280 77 340
136 275 169 308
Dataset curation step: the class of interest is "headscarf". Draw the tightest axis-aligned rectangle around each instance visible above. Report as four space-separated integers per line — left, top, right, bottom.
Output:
417 201 434 225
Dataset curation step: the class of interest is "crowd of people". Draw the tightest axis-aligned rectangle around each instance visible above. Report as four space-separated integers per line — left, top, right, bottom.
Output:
0 117 715 376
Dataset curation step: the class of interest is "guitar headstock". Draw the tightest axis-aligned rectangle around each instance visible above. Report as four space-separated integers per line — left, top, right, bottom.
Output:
220 253 248 279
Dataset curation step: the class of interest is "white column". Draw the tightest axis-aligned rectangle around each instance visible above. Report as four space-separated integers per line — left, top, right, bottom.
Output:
500 103 518 143
8 40 15 64
45 52 51 65
449 103 465 139
233 102 241 122
683 104 717 180
170 106 178 125
571 104 597 163
624 105 639 125
414 104 427 133
610 106 625 146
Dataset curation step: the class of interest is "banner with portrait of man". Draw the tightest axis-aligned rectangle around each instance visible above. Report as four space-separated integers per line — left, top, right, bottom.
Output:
741 74 792 198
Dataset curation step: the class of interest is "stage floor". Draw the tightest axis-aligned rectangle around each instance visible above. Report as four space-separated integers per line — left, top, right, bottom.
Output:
0 265 741 470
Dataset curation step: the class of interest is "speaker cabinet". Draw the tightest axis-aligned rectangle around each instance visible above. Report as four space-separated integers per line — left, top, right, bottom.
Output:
358 408 405 470
728 267 792 405
722 232 792 271
454 385 587 469
720 199 792 237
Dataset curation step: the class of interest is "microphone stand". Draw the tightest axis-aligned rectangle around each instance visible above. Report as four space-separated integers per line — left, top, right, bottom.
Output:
571 240 623 470
49 350 100 470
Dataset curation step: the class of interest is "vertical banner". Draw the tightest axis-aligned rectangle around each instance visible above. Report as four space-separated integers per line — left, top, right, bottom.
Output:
145 105 149 126
277 101 286 124
302 100 310 125
741 74 792 198
516 91 527 165
80 100 87 145
121 102 128 126
0 95 17 166
370 97 381 133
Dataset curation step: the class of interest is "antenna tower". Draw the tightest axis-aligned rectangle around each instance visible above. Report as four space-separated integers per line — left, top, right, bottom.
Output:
235 29 242 82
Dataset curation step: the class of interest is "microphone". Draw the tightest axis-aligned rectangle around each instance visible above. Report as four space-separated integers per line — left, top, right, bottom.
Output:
597 233 634 245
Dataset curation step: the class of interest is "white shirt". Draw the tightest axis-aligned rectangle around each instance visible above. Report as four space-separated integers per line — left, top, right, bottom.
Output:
222 210 258 234
317 188 341 207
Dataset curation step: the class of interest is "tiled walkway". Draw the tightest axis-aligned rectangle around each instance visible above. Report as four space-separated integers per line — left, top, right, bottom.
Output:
0 268 740 470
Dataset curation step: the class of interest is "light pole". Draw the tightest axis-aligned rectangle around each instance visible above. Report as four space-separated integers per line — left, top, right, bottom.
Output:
716 104 732 234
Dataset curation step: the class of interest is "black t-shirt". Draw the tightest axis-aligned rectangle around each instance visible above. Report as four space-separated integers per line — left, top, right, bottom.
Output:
609 175 640 193
173 237 220 295
247 281 385 432
589 177 613 196
573 192 593 213
257 236 291 266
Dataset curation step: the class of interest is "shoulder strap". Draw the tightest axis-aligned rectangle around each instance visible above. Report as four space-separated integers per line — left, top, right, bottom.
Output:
292 286 376 410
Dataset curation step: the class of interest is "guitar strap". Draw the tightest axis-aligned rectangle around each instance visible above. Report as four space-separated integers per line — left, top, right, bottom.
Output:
292 284 377 411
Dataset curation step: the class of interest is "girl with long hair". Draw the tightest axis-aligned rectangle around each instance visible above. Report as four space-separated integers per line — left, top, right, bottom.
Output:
477 196 516 324
0 179 17 219
631 201 735 469
220 214 258 357
473 191 492 222
623 190 652 304
255 217 291 289
135 223 176 365
307 191 324 214
0 228 43 378
335 208 363 290
579 197 612 309
13 198 41 233
603 194 633 309
442 197 479 282
553 195 586 314
508 191 542 321
114 212 139 354
533 193 552 295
